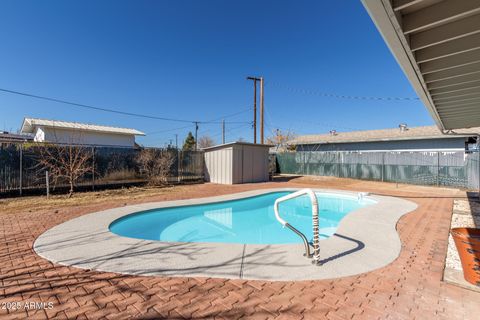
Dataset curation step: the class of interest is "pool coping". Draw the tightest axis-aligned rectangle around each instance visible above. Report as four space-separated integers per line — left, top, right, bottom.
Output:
33 188 417 281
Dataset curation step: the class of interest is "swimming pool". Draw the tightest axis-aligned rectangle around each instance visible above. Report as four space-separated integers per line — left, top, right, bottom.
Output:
110 191 375 244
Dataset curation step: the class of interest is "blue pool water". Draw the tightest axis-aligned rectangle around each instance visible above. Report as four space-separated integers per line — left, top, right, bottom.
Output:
109 191 374 244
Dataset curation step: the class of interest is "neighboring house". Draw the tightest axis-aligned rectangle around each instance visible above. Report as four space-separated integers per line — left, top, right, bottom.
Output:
292 125 480 152
0 131 33 143
20 118 145 148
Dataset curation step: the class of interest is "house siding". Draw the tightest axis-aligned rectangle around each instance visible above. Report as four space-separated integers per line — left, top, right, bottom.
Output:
296 137 467 152
37 127 136 147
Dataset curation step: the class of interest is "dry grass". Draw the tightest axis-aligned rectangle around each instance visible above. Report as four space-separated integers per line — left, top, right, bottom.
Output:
0 175 465 216
0 185 180 215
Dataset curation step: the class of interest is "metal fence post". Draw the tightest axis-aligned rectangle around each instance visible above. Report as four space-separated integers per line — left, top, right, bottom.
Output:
381 152 385 182
336 151 340 178
46 170 50 198
19 144 23 196
92 146 95 191
437 151 440 187
303 152 306 175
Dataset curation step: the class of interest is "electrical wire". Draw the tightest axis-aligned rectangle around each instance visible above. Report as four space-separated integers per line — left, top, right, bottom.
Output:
267 81 420 101
145 108 252 135
0 87 250 125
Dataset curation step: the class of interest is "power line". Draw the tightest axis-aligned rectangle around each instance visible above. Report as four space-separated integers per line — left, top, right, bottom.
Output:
210 123 251 140
202 108 252 124
0 87 249 125
145 124 194 135
0 88 196 123
145 108 253 135
267 81 420 101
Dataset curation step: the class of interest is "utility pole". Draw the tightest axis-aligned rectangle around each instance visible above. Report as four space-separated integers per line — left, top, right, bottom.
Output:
247 76 261 144
175 134 178 150
222 119 225 144
260 77 264 144
194 121 199 151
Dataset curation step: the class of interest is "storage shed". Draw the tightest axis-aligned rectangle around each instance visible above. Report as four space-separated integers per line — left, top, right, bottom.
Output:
203 142 272 184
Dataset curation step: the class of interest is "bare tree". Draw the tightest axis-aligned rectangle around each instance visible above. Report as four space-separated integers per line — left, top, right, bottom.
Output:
266 129 297 152
197 135 215 149
136 148 176 185
36 143 93 197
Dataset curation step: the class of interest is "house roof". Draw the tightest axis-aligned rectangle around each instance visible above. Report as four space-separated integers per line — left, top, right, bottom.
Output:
292 125 480 145
362 0 480 130
20 118 145 136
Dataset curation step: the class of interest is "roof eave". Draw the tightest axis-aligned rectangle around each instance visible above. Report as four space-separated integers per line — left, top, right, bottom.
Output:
20 118 33 134
202 141 274 151
294 134 472 145
20 118 145 136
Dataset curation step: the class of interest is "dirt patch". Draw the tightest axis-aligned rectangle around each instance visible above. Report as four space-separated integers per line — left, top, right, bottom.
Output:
0 185 180 215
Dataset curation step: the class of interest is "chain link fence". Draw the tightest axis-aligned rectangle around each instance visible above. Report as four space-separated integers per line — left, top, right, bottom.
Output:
275 151 479 190
0 142 204 196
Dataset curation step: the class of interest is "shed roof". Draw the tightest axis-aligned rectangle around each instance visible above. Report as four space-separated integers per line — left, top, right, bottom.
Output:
20 118 145 136
202 141 274 152
292 125 480 145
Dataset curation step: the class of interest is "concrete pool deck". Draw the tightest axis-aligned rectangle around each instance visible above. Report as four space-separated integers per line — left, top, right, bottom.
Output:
33 188 417 281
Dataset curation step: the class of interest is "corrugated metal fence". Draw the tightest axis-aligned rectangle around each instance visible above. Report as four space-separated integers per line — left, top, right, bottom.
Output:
276 151 479 189
0 142 204 196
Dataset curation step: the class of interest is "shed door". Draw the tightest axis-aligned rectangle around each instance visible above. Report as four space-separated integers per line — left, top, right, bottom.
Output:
242 146 254 183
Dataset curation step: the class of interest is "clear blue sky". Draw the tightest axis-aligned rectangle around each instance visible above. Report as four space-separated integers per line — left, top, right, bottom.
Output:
0 0 433 147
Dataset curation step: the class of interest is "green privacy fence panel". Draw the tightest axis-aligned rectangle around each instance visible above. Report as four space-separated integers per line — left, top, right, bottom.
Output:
276 151 479 190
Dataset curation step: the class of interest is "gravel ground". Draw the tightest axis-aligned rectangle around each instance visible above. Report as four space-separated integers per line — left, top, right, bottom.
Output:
446 196 480 270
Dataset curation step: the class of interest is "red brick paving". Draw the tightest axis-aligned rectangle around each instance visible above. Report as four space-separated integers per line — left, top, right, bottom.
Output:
1 178 479 319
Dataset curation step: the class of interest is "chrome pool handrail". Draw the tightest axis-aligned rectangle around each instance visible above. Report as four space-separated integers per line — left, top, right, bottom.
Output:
274 189 321 264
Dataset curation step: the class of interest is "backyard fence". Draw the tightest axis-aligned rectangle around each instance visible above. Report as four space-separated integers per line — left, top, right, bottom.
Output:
0 142 204 196
275 151 480 190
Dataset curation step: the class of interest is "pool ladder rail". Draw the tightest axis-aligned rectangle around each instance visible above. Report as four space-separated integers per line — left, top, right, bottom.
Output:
274 189 322 265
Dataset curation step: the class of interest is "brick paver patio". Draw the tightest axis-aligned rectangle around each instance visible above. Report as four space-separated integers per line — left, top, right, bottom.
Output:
1 177 479 319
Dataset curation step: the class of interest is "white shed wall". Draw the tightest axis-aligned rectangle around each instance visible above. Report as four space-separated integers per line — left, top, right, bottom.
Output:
36 127 136 147
204 147 234 184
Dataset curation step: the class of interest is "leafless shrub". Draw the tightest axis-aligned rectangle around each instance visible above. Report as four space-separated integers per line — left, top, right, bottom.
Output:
266 129 297 152
35 143 93 197
198 135 215 149
136 148 176 185
97 168 139 182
